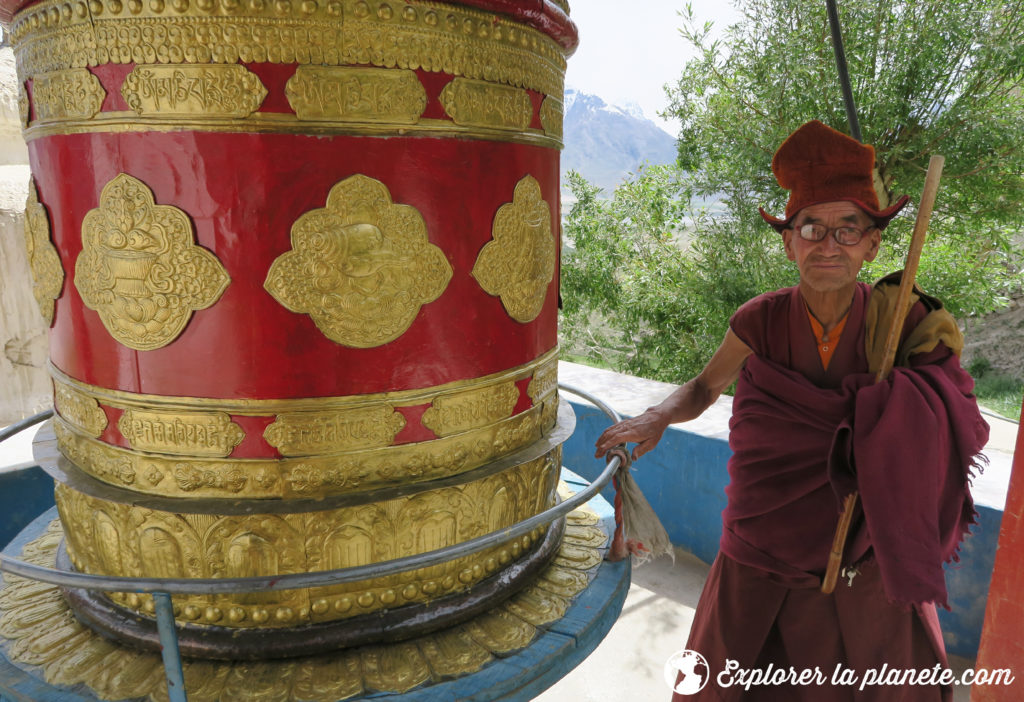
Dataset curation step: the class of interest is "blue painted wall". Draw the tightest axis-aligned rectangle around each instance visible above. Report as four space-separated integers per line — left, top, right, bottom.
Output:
0 466 55 548
563 399 1001 659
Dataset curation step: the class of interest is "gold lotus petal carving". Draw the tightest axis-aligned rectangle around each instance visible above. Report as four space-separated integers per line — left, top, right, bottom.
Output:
422 381 519 438
30 68 105 122
10 0 567 96
554 541 603 571
502 584 570 627
1 503 600 701
264 405 406 456
418 628 492 678
265 174 452 348
472 175 555 323
75 173 230 351
440 77 533 131
535 565 591 599
286 66 427 123
23 178 63 325
361 642 431 694
564 524 610 550
121 64 268 118
53 382 108 438
117 409 245 458
539 95 563 139
54 447 557 627
462 608 536 654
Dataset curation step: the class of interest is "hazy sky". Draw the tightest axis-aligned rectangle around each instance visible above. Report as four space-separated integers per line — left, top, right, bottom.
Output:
564 1 740 134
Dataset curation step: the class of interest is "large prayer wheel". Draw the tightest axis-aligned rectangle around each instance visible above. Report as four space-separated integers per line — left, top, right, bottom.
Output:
7 0 578 658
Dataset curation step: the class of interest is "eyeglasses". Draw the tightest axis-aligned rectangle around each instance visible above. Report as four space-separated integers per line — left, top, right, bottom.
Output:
794 223 875 246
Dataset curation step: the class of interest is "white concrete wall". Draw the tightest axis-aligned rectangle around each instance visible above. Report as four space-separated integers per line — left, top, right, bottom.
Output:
0 47 48 426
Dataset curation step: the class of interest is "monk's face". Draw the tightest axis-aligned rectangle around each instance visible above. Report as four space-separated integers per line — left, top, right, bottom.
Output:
782 201 881 293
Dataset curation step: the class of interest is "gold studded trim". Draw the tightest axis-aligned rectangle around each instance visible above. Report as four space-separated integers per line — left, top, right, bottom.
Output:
10 0 568 97
0 503 602 701
53 395 560 498
48 345 558 415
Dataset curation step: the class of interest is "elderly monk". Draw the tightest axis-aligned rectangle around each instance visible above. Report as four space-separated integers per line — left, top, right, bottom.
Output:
595 120 989 702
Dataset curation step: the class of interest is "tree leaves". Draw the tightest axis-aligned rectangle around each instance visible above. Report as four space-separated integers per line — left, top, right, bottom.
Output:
561 0 1023 382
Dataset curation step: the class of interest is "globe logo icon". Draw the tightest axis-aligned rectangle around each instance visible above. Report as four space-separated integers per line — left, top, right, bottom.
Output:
664 649 710 695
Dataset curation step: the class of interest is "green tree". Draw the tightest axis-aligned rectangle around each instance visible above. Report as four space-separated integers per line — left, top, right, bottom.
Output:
561 0 1024 383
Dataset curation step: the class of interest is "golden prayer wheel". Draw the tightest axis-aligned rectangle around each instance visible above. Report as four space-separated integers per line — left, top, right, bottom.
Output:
6 0 578 658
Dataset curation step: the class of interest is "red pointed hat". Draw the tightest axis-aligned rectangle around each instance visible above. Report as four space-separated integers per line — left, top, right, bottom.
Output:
759 120 909 231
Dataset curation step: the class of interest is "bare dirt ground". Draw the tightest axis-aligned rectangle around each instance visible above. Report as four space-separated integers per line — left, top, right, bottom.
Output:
961 294 1024 380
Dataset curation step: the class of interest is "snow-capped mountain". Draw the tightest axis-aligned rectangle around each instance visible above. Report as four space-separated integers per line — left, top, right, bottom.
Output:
561 88 678 195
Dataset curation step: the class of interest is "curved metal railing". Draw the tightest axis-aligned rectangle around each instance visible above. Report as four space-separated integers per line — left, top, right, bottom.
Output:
0 383 622 702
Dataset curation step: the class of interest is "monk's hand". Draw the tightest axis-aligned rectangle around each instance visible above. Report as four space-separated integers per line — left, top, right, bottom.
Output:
594 407 670 461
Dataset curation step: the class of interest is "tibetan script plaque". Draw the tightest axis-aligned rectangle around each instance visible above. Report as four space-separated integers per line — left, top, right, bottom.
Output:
285 66 427 123
31 69 105 122
118 409 245 458
122 64 268 118
440 78 532 131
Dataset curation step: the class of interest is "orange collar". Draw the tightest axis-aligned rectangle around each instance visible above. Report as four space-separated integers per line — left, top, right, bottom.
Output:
806 306 850 371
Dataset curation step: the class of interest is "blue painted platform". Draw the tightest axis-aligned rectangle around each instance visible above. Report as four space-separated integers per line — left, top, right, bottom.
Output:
0 466 629 702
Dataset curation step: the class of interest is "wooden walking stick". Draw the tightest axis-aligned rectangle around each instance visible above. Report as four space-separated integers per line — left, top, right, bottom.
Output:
821 154 946 594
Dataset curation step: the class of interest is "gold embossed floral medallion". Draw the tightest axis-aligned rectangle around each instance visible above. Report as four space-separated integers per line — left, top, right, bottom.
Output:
75 173 231 351
23 178 63 325
265 174 452 348
472 175 555 323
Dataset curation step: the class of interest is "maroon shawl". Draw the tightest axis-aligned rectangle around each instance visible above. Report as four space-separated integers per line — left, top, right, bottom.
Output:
722 284 988 608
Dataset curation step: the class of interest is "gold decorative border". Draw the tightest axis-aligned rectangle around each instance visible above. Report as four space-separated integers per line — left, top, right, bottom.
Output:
53 394 560 498
10 0 567 97
0 505 603 700
49 345 558 415
55 446 560 627
20 111 564 147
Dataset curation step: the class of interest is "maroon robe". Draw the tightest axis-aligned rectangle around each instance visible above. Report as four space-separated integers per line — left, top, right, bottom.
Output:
675 283 986 702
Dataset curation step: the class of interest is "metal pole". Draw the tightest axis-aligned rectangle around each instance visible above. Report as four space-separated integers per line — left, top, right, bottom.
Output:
825 0 862 142
153 592 188 702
